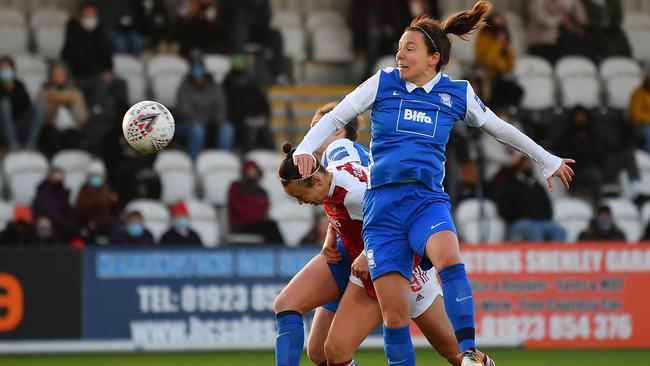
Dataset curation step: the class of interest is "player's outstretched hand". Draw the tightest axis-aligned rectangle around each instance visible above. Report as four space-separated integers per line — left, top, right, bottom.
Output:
351 254 369 280
547 158 575 192
293 154 316 178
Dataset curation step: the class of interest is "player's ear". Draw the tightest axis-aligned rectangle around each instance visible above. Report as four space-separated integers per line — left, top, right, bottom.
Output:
429 52 440 68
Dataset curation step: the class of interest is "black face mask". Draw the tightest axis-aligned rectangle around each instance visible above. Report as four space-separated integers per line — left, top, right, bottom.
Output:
50 181 64 190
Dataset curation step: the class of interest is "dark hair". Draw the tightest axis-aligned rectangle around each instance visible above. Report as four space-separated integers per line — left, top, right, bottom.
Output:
279 142 325 187
127 210 143 219
314 102 360 142
0 55 15 70
407 0 491 72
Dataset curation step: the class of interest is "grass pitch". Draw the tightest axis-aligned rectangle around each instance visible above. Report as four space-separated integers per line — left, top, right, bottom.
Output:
0 348 648 365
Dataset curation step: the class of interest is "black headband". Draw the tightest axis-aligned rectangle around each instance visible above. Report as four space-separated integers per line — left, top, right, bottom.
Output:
412 25 440 55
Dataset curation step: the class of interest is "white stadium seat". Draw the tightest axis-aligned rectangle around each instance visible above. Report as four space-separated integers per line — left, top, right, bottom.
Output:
599 57 642 80
186 200 220 247
3 150 49 204
552 198 593 243
0 25 28 55
0 7 25 27
147 56 188 107
312 27 354 62
515 56 553 78
34 25 65 60
29 7 68 30
480 133 512 181
146 55 189 77
603 198 642 243
271 9 302 29
113 54 146 104
204 53 232 84
555 56 597 79
623 14 650 62
305 10 345 32
278 27 307 61
124 199 170 242
559 76 600 108
455 198 505 244
518 76 556 110
448 33 478 65
269 201 314 247
605 76 640 109
0 201 13 232
373 55 396 73
51 149 93 204
14 54 47 100
153 150 196 205
245 149 286 204
634 150 650 197
196 150 241 206
641 202 650 231
442 58 463 79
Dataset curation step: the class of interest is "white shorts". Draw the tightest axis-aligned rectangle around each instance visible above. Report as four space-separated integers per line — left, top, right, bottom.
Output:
349 266 442 318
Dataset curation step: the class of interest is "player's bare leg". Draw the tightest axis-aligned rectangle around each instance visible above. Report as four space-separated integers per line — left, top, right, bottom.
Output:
307 307 336 365
413 295 461 365
324 282 383 364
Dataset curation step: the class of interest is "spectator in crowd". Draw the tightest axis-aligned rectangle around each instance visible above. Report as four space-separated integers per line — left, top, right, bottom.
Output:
0 56 43 150
176 49 234 159
578 205 626 241
556 0 599 61
111 210 155 245
74 161 119 245
95 0 144 56
37 62 87 157
494 155 566 242
527 0 567 63
133 0 172 51
581 0 631 59
228 160 283 243
475 12 515 79
300 211 329 245
467 63 492 107
630 68 650 153
61 2 114 101
223 57 275 151
32 216 62 246
0 205 35 246
173 0 226 56
642 219 650 241
219 0 287 83
31 168 78 241
161 201 202 246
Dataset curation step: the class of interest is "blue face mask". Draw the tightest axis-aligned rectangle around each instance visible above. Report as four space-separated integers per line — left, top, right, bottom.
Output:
0 68 14 82
173 217 189 231
191 65 205 78
127 222 144 237
88 174 104 188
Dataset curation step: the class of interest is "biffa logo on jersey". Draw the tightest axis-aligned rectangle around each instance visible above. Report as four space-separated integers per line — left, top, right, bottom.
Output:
396 99 439 138
403 108 432 123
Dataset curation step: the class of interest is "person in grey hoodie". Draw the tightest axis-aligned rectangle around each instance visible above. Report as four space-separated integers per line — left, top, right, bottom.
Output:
175 49 234 159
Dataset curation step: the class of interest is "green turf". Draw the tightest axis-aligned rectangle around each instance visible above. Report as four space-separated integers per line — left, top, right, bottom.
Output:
0 349 648 366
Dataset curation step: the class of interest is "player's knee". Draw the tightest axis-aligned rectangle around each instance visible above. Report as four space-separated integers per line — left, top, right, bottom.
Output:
324 336 352 362
306 344 326 365
381 306 411 328
272 293 288 313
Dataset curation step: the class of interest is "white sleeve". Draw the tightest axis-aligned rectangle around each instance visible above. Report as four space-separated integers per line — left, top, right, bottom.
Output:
325 139 361 167
481 108 562 179
294 70 381 156
463 81 488 127
343 185 365 221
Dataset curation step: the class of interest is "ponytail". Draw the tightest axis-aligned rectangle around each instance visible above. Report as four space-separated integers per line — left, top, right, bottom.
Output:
442 0 491 40
278 142 324 187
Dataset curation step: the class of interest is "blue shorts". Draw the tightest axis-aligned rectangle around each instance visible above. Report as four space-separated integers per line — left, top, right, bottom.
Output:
323 237 352 313
362 182 456 281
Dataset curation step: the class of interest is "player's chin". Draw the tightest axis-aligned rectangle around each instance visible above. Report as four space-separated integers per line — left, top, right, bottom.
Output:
397 67 409 80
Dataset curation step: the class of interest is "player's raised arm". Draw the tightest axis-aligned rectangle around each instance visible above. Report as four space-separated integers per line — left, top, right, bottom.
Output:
293 72 381 176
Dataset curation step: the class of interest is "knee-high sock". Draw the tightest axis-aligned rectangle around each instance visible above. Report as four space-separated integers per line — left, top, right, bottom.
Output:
275 311 304 366
383 324 415 365
439 263 476 352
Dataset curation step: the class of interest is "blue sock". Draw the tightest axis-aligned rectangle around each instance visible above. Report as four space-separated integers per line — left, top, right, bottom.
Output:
275 311 304 366
438 263 476 352
383 324 415 366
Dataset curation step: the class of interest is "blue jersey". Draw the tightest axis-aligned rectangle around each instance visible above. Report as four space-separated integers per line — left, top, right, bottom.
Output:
368 68 486 194
321 138 370 168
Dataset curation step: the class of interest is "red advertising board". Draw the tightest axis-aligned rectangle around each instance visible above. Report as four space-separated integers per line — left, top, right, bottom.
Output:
410 243 650 348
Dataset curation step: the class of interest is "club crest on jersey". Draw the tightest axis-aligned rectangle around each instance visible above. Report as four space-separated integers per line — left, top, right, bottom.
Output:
366 249 376 269
439 93 452 107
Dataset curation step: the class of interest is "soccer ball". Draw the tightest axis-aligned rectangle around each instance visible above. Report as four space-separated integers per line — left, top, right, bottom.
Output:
122 100 175 153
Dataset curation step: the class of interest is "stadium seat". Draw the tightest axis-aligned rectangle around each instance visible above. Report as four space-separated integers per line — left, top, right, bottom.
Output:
602 198 642 242
448 33 478 66
305 10 345 32
0 7 25 27
623 14 650 62
552 198 593 243
503 11 526 56
513 56 556 110
34 25 65 60
195 150 241 206
455 198 506 244
641 201 650 233
373 55 397 72
269 201 314 247
634 149 650 197
442 57 463 79
3 150 49 204
271 9 302 29
153 150 196 205
14 54 47 100
278 27 307 61
0 25 28 55
605 76 641 109
515 56 554 78
124 199 170 242
555 56 598 79
29 7 68 30
480 133 512 181
185 200 220 247
559 76 600 108
146 55 189 77
204 53 232 83
0 200 13 232
112 54 146 104
600 57 642 80
245 149 286 204
312 27 354 62
51 149 93 204
147 55 189 108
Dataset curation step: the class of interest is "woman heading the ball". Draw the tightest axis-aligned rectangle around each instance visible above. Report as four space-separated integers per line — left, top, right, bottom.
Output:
292 1 575 365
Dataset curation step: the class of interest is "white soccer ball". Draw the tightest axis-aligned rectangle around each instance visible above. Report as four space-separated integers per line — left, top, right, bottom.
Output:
122 100 175 153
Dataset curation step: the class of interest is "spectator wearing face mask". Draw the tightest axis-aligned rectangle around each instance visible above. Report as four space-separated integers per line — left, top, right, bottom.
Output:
31 168 78 241
161 201 202 246
175 49 234 159
61 1 114 101
32 216 62 246
0 205 35 246
0 55 44 150
228 160 283 243
111 210 155 245
578 205 626 242
75 161 120 245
